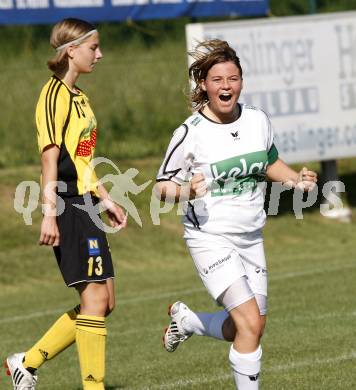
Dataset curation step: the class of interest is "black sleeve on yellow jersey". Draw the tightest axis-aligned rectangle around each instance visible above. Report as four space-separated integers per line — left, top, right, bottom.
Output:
36 77 72 153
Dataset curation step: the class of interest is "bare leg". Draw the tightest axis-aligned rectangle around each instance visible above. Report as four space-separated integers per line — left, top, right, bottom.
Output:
228 298 265 389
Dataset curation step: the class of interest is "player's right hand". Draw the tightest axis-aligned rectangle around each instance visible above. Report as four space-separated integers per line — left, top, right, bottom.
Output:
102 198 128 230
190 173 208 199
39 216 60 246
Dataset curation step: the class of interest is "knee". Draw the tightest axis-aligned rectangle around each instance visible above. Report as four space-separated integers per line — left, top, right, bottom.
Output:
224 315 265 342
243 315 264 341
231 313 264 343
97 290 111 311
81 289 110 317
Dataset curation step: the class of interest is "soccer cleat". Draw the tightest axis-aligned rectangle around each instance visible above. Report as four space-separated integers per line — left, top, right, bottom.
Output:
5 353 37 390
163 301 192 353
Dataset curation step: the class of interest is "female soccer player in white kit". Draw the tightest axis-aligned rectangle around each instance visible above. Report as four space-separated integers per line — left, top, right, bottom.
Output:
155 40 317 389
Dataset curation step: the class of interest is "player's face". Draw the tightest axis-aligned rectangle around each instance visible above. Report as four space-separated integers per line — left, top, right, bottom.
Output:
70 32 103 74
200 61 243 123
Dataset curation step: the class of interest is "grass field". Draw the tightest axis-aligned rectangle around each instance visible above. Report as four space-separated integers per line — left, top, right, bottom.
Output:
2 3 356 389
1 158 356 389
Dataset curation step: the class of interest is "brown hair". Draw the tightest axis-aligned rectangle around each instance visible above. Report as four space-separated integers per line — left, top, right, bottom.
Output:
188 39 243 111
47 18 96 74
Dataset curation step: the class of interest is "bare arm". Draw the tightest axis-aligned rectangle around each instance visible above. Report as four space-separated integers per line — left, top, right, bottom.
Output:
266 158 317 191
154 173 208 203
97 182 127 229
39 145 60 246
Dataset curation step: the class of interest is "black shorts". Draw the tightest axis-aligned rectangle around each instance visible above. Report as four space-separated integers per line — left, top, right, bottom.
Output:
54 195 114 287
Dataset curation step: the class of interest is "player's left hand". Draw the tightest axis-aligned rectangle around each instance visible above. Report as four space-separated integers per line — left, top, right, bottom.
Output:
296 167 318 191
102 198 128 229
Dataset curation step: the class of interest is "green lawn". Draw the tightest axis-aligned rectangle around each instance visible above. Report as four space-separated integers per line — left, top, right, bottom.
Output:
1 159 356 389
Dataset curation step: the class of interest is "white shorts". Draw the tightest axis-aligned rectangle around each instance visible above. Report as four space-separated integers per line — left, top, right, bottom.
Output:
184 227 267 301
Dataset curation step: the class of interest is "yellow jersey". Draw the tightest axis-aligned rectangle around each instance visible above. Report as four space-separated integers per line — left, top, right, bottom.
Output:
36 75 99 197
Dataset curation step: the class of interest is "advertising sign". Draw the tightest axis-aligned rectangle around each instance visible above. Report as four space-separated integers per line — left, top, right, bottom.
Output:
186 12 356 163
0 0 268 25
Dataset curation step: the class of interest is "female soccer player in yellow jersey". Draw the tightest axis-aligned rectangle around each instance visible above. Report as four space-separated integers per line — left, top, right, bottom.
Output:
5 18 127 390
156 39 317 390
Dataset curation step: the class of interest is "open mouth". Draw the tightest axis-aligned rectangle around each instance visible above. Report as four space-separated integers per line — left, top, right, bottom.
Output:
219 93 232 102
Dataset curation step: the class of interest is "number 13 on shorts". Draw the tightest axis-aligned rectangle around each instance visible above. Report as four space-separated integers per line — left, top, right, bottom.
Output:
88 256 103 276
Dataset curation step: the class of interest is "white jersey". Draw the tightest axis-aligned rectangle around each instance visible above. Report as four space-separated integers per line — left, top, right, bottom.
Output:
157 103 279 234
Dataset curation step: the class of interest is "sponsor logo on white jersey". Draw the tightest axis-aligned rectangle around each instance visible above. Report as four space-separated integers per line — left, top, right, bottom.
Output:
210 151 268 196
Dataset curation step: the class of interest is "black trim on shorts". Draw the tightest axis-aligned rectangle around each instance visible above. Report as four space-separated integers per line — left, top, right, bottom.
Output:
67 277 114 288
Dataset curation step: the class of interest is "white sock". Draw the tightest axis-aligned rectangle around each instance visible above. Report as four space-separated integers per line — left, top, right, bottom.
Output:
182 310 228 340
229 345 262 390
